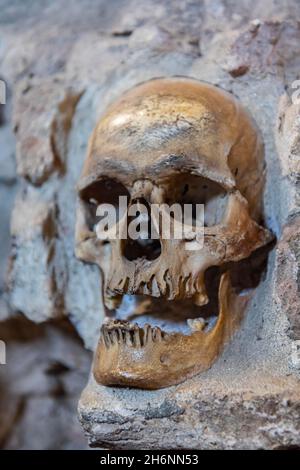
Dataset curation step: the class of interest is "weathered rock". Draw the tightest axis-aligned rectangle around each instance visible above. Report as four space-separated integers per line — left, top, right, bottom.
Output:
0 78 17 301
274 217 300 341
0 122 16 184
276 94 300 183
9 193 63 322
79 374 300 449
224 21 300 79
7 79 104 348
0 316 91 449
13 80 82 186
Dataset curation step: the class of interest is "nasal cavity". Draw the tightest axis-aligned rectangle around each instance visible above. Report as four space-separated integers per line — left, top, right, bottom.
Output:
123 198 161 262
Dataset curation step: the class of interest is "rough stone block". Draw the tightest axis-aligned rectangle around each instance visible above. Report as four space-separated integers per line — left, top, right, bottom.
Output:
13 80 81 186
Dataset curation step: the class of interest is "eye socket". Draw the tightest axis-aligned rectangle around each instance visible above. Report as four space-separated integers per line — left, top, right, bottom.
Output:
79 178 130 231
164 174 228 227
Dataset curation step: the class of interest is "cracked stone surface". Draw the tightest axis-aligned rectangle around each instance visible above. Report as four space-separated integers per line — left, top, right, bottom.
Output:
0 316 91 449
0 0 299 449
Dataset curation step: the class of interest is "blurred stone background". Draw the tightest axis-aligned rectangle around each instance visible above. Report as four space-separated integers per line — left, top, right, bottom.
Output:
0 0 300 449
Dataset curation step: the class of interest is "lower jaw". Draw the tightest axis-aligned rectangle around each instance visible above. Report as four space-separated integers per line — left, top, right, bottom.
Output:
93 272 246 389
94 327 221 389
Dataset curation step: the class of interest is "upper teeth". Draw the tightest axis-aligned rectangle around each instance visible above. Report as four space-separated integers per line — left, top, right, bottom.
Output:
109 270 208 302
194 292 209 306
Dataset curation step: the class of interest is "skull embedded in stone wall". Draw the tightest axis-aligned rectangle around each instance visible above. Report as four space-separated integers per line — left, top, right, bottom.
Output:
75 77 272 389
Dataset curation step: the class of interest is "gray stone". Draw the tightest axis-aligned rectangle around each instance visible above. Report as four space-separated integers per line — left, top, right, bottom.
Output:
13 79 82 186
79 375 300 449
9 192 63 322
0 316 91 449
274 217 300 341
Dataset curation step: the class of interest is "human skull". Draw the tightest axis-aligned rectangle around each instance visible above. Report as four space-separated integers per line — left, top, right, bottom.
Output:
75 77 272 389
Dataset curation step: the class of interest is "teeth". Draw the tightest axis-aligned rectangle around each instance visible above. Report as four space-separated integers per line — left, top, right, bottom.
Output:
144 323 152 343
194 292 209 306
152 327 162 342
134 328 141 347
125 330 132 346
151 277 160 297
187 318 207 331
109 273 210 302
101 321 167 348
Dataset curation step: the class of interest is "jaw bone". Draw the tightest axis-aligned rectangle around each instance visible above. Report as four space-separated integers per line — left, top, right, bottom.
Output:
93 273 246 389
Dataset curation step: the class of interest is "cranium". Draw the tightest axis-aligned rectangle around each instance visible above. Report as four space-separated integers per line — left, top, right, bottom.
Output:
75 77 272 389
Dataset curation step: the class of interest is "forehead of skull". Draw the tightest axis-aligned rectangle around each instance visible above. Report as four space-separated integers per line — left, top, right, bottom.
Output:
78 78 247 192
